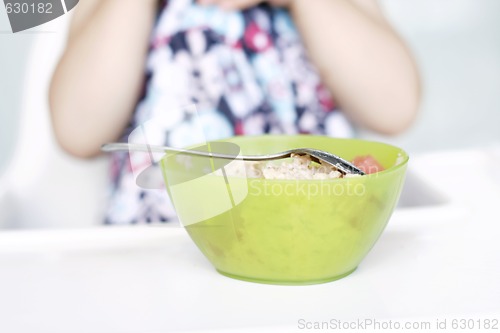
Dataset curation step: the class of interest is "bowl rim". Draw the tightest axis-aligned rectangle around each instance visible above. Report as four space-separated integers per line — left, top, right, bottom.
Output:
214 135 409 183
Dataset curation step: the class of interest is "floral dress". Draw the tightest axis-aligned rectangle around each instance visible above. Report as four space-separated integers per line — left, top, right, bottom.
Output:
105 0 354 224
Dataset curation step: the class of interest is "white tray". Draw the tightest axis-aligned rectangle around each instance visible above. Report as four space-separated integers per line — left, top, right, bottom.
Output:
1 149 499 332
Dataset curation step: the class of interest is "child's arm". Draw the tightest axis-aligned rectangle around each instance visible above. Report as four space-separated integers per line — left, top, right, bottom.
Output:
49 0 158 158
289 0 420 135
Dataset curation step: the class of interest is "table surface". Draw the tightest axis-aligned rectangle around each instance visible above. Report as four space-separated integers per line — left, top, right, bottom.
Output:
1 148 499 333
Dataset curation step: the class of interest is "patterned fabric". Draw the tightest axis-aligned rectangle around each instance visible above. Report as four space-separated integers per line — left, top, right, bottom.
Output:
105 0 354 224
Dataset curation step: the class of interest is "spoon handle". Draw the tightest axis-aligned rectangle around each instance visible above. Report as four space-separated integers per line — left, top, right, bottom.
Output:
101 143 289 162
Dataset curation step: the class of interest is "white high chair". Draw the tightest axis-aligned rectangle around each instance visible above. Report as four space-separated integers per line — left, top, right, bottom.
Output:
0 15 109 229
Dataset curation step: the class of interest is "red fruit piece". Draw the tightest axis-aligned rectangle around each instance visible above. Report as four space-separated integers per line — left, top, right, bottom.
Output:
352 155 385 174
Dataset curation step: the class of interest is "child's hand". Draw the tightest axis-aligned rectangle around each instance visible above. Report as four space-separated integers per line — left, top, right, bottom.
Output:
197 0 293 11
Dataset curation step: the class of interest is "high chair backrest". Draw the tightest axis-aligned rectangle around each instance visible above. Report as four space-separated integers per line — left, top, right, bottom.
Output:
0 14 109 229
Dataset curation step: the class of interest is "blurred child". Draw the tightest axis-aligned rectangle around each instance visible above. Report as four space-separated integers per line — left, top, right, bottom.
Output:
49 0 420 224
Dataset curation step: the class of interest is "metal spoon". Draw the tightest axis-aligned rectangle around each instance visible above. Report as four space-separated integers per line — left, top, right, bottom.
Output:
101 142 365 176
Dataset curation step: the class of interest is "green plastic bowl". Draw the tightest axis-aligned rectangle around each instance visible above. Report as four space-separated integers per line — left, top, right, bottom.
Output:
161 135 408 285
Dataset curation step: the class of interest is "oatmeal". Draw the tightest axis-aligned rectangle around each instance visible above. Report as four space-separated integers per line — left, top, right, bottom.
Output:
222 154 364 180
